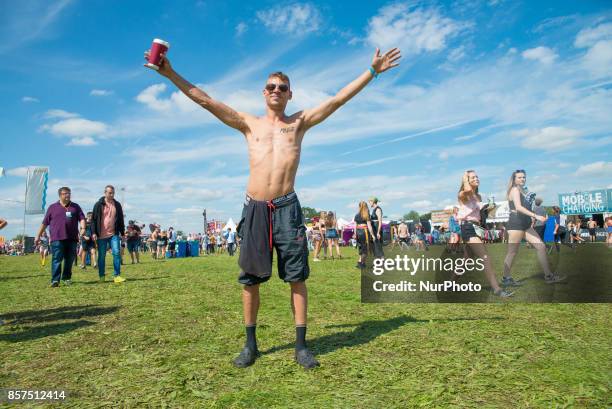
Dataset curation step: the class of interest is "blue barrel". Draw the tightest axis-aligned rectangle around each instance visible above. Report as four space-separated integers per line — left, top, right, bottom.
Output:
177 241 187 257
189 240 199 257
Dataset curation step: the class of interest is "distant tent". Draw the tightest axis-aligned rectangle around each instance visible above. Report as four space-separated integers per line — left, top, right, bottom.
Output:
336 218 351 229
223 218 237 231
344 221 356 230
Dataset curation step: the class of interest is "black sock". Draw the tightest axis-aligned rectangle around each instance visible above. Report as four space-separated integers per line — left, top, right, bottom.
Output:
245 325 257 351
296 325 307 351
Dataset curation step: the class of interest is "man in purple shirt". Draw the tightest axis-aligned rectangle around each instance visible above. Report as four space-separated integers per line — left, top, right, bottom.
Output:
35 186 86 287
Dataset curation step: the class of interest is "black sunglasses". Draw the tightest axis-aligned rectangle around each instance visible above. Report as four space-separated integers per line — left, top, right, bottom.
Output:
265 83 289 92
514 169 526 174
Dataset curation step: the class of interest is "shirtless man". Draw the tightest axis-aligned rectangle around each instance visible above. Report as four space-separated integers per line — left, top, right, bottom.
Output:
587 218 597 243
145 46 401 369
397 221 409 248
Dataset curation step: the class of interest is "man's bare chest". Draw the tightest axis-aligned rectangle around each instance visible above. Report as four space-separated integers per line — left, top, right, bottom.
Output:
249 122 304 146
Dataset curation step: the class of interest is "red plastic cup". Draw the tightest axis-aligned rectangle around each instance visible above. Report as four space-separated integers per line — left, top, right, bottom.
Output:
145 38 170 70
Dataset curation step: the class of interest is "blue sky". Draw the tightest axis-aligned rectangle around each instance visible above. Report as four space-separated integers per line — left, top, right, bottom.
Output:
1 0 611 238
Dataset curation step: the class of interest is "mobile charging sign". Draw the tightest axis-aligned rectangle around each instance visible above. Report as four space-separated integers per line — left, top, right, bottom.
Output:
558 189 610 215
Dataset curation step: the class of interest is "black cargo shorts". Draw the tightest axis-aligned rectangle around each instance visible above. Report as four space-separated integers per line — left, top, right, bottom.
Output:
237 191 310 285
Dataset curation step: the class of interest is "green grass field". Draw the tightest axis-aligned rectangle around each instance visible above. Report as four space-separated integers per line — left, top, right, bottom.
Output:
1 245 610 408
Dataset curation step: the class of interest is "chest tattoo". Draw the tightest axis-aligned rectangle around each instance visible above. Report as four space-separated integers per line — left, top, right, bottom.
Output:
277 126 296 134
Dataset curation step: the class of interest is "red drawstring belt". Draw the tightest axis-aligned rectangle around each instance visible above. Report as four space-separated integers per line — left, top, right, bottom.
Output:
267 201 276 250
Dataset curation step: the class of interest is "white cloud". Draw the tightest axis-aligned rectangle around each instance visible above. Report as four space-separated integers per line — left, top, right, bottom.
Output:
21 96 39 103
173 188 224 202
173 207 207 214
574 22 612 48
297 173 463 219
582 40 612 78
44 109 79 119
447 45 466 62
454 134 477 142
575 161 612 177
256 3 321 36
134 83 207 114
513 127 583 151
366 3 466 53
0 0 73 54
124 135 246 165
533 15 577 34
521 46 557 64
41 117 108 139
403 200 433 210
67 136 97 146
90 89 113 96
340 120 475 156
235 22 248 37
135 83 173 111
574 22 612 79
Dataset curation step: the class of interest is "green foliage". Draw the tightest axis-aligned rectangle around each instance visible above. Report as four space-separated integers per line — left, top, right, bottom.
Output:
544 206 556 215
403 210 420 221
301 206 319 219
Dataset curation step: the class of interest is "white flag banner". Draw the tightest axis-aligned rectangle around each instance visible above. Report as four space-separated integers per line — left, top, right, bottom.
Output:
25 167 49 215
0 167 5 177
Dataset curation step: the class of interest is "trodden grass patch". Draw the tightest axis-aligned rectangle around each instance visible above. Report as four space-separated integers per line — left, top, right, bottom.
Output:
0 245 610 408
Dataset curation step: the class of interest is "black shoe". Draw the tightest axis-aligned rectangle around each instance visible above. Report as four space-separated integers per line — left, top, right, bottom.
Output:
232 347 260 368
50 281 59 288
295 348 320 369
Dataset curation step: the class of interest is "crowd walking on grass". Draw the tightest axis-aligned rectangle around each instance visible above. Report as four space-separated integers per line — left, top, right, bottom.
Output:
6 169 608 293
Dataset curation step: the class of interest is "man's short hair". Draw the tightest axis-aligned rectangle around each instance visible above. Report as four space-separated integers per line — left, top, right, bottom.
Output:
535 198 543 206
87 211 93 216
58 186 71 195
268 71 290 88
105 185 115 192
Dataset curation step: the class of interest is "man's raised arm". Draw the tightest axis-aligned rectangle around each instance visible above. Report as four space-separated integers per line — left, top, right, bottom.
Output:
144 52 251 134
302 48 401 131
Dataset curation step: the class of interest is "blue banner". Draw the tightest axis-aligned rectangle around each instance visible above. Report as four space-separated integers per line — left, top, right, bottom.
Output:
558 189 609 215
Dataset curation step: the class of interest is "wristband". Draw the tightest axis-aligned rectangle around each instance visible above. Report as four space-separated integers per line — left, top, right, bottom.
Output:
369 67 378 78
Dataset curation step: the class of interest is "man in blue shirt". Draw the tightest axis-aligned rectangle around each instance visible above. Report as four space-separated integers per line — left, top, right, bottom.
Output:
227 227 236 256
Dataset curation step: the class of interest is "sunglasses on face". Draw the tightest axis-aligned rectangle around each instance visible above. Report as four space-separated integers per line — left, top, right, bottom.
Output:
265 83 289 92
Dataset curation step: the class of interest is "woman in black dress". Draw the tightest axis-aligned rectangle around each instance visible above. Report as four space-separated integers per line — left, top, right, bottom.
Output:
353 201 375 268
503 170 565 284
368 197 384 258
